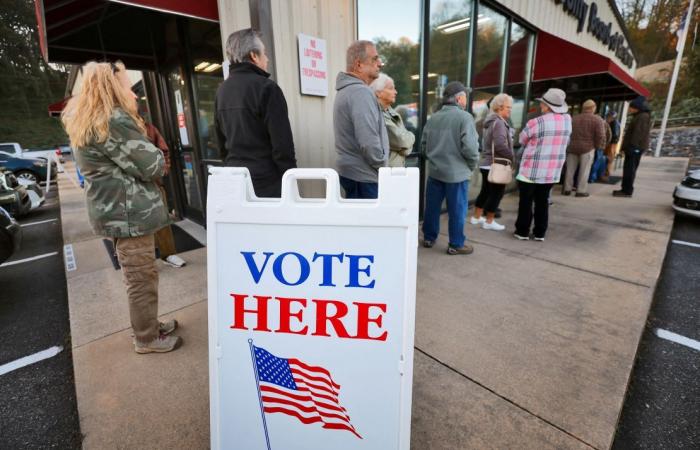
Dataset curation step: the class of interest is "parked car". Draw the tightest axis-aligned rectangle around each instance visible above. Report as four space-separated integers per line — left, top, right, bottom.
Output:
0 142 65 164
0 205 22 265
673 168 700 219
0 171 31 217
0 152 57 183
13 173 45 210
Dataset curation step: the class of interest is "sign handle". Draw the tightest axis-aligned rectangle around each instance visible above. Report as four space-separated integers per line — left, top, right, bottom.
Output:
248 339 272 450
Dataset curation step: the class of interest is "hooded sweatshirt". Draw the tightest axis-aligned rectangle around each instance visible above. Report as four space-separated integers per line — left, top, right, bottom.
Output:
481 112 514 167
333 72 389 183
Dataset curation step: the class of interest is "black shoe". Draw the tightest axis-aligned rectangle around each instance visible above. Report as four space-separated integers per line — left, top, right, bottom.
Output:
575 192 590 197
562 191 571 196
494 208 502 219
612 190 632 197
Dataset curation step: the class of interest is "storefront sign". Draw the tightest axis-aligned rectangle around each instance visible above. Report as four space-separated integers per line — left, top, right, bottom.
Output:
174 90 190 146
552 0 634 68
297 34 328 96
207 167 418 450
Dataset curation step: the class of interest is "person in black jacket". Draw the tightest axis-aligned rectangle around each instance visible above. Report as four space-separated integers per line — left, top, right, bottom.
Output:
613 96 651 198
215 28 297 197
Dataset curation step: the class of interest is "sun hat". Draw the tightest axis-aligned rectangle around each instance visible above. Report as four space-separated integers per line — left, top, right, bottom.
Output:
536 88 568 113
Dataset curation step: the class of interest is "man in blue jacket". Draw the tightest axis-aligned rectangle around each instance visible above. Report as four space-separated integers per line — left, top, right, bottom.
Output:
333 40 388 199
421 81 480 255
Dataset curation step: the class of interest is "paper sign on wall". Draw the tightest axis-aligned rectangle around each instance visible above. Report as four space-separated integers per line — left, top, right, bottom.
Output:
206 167 419 450
174 89 190 146
298 34 328 97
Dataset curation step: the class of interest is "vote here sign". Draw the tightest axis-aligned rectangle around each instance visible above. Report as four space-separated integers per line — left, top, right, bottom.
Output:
207 168 418 450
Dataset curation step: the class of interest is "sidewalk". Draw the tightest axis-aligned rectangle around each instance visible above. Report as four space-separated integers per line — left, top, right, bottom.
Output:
58 157 688 449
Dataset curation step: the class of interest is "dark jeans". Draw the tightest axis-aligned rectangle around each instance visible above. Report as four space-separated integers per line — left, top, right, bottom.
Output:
422 177 469 248
339 175 378 199
474 168 506 213
253 179 282 198
621 149 642 195
515 181 553 239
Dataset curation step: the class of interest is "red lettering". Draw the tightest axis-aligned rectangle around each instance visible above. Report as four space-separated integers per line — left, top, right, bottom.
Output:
353 302 388 341
276 297 308 335
230 293 271 332
311 299 351 338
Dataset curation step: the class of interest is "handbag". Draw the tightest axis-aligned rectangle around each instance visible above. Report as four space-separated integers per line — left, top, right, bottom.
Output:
487 135 513 185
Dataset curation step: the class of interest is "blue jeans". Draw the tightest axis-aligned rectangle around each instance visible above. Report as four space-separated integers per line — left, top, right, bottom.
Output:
422 177 469 248
339 175 378 199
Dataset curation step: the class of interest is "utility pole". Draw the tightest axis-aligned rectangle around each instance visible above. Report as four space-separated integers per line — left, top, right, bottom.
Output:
655 0 695 157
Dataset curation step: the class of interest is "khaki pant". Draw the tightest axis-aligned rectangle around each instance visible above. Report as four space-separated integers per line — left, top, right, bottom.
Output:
564 151 594 194
604 143 618 177
115 234 159 343
154 185 176 259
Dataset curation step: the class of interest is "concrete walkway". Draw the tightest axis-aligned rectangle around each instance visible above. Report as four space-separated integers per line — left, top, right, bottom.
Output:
57 158 687 449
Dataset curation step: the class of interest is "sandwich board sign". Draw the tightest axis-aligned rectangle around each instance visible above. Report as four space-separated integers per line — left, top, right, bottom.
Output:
207 167 418 450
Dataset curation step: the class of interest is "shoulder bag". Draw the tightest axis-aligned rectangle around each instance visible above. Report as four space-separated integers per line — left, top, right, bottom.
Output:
487 132 513 185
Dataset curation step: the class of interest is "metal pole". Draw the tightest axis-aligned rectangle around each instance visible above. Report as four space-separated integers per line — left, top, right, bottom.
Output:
655 0 695 157
248 339 272 450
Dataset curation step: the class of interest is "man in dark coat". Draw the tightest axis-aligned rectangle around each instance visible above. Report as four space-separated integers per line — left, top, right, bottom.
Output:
614 96 651 197
215 28 297 198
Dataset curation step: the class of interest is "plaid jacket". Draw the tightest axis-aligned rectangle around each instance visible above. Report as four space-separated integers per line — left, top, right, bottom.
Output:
518 113 572 184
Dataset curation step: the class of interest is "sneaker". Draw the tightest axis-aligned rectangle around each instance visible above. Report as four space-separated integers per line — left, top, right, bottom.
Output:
135 334 182 354
164 254 186 268
513 232 529 240
469 216 486 225
159 319 178 335
575 192 590 198
422 239 435 248
446 244 474 255
482 220 505 231
533 236 545 242
612 190 632 197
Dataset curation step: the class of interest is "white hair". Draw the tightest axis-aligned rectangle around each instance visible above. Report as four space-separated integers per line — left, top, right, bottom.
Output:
490 93 513 113
226 29 264 64
369 73 393 94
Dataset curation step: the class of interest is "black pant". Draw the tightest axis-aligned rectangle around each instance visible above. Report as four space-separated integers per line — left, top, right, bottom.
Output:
253 178 282 198
475 169 506 213
621 150 642 195
515 182 553 238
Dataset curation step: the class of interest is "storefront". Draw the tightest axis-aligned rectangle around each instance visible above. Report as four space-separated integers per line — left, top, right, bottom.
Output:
35 0 648 224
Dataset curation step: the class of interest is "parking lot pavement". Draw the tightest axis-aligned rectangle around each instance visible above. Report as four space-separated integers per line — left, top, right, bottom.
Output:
0 190 82 449
613 213 700 449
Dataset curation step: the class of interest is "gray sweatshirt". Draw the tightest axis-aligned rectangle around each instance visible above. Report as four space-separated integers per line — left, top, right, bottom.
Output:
333 72 389 183
421 104 479 183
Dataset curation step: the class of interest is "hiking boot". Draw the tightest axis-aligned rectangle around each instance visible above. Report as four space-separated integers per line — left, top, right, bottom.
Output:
612 190 632 197
446 244 474 255
135 334 182 354
513 232 529 241
575 192 590 197
422 239 435 248
482 220 505 231
469 216 486 225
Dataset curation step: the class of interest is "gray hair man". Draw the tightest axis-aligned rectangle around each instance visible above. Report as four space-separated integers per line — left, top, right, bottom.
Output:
421 81 480 255
333 40 388 199
214 28 296 198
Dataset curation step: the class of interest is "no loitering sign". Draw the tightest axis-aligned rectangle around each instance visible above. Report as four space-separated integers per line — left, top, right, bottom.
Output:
207 167 418 450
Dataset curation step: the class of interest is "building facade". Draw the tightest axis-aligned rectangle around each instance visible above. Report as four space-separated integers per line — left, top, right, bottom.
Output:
36 0 647 224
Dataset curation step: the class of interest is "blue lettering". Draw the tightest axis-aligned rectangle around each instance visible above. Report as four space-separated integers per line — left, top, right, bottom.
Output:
345 255 375 289
241 251 274 284
273 252 311 286
312 253 344 287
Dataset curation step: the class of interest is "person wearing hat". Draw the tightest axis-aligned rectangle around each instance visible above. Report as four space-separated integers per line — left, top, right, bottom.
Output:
562 99 607 197
514 88 572 241
421 81 479 255
601 110 621 182
614 96 651 197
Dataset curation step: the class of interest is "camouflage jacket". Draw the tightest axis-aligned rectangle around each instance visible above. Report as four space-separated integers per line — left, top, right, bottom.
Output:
75 109 170 238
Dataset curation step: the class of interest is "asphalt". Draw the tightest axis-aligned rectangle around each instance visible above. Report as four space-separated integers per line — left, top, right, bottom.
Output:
613 213 700 449
0 190 82 449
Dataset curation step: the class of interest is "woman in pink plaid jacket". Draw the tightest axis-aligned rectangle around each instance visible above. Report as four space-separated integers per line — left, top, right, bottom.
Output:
514 88 572 241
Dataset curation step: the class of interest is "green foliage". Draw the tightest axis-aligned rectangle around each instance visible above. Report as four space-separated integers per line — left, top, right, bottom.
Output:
0 0 69 146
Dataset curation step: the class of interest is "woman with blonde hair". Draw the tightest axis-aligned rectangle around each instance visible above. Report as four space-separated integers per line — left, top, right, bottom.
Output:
62 61 181 353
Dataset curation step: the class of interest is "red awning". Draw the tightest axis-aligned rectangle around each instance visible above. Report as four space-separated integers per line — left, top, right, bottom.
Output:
109 0 218 22
534 31 649 98
48 97 71 117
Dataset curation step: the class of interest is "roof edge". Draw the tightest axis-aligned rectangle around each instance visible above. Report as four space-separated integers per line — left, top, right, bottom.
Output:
606 0 641 65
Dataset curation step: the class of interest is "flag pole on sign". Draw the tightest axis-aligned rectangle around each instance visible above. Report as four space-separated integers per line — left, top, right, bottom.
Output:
655 0 695 157
248 339 272 450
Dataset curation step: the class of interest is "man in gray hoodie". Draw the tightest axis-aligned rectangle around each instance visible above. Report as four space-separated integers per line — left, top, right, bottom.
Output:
333 40 389 199
421 81 480 255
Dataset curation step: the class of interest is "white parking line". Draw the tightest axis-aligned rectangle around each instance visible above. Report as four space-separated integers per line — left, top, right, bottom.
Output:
0 251 59 268
0 346 64 376
655 328 700 352
672 239 700 249
20 218 57 228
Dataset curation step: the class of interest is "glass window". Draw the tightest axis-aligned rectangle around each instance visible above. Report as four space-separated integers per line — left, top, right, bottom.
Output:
471 4 507 129
506 21 533 137
358 0 422 140
427 0 473 115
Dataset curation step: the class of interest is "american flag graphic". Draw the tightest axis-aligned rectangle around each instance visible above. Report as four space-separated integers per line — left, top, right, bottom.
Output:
252 345 362 439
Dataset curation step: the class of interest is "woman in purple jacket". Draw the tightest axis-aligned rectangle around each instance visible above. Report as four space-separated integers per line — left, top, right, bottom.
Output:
470 93 515 231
